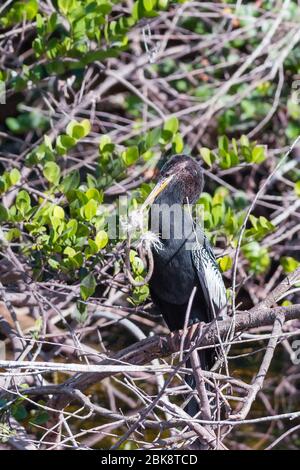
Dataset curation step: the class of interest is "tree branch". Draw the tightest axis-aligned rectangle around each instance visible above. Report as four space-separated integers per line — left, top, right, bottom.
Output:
48 303 300 409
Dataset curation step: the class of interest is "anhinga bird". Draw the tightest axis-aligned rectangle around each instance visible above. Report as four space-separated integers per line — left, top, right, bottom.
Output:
142 155 227 411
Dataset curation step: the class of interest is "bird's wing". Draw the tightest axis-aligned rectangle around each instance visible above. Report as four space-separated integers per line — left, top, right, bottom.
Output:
191 235 227 321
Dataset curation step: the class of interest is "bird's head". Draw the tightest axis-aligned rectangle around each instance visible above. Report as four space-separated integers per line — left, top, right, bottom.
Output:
142 155 204 208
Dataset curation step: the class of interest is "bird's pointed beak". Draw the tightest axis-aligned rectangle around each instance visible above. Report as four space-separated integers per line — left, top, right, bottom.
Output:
141 174 174 210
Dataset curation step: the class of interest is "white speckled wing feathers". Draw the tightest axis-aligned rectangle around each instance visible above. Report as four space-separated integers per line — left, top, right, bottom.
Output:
191 236 227 320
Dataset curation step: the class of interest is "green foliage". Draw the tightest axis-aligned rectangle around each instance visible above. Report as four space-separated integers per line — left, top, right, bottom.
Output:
163 116 179 137
280 256 300 274
80 273 97 300
30 410 50 426
95 230 109 250
198 187 238 237
122 146 139 166
0 423 16 443
200 135 266 169
0 0 182 90
12 403 28 421
0 112 188 284
245 215 275 242
43 162 61 186
128 250 150 304
218 255 233 272
242 242 270 274
66 119 91 140
26 119 91 165
6 111 48 135
0 0 38 27
197 184 274 275
0 169 21 195
295 181 300 197
16 190 31 216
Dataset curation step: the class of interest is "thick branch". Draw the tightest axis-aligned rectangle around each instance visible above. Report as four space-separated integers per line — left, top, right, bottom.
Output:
49 303 300 409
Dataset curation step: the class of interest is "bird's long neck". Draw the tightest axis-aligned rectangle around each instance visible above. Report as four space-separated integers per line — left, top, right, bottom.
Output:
149 194 195 247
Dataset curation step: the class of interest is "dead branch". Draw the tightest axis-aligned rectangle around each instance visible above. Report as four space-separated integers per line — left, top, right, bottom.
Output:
49 303 300 409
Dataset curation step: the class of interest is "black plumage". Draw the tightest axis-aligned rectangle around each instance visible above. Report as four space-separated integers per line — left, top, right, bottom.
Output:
145 155 227 365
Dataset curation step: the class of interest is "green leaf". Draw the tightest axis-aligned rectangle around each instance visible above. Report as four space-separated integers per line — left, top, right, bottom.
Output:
212 204 224 226
287 99 300 120
95 230 108 250
132 1 144 21
58 0 77 16
9 168 21 185
198 192 212 211
145 128 161 149
99 135 114 153
86 188 102 202
56 134 77 155
231 138 238 155
83 199 98 220
61 170 80 193
65 219 78 238
141 150 153 161
48 258 60 270
16 190 31 215
12 404 27 421
158 0 168 8
74 301 88 323
285 122 300 140
259 216 273 230
200 147 213 167
64 246 76 258
218 135 229 153
218 255 233 272
50 215 64 234
30 411 50 426
43 162 61 185
249 214 258 230
1 0 38 27
66 119 91 140
241 145 252 163
79 119 91 137
0 204 9 222
163 116 179 135
82 48 119 66
86 239 98 256
295 181 300 197
6 117 21 133
143 0 155 12
280 256 299 274
240 134 249 147
172 133 184 153
132 256 144 274
242 242 270 274
53 205 65 219
80 273 96 300
251 146 265 163
122 146 139 166
0 399 8 410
